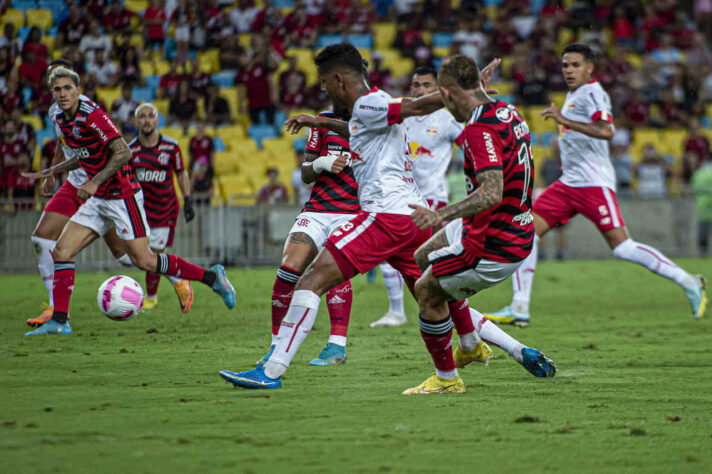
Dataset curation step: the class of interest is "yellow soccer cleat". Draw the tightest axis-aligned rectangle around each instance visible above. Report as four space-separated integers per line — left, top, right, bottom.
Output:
402 373 465 395
483 305 530 327
454 340 493 368
143 296 158 310
173 280 194 313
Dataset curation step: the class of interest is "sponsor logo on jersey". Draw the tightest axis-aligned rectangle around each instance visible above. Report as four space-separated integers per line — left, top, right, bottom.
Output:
89 121 107 141
568 103 576 109
426 128 438 135
483 131 498 162
359 105 387 112
136 168 167 183
512 209 533 225
408 141 433 158
159 144 173 151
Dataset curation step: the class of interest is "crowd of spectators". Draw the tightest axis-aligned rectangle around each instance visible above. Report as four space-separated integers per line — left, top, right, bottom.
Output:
0 0 711 210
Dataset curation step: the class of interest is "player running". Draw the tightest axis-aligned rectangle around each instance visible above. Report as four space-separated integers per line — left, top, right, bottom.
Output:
129 103 196 313
371 66 464 328
24 67 235 336
486 43 707 327
258 106 356 367
27 59 133 328
404 55 556 394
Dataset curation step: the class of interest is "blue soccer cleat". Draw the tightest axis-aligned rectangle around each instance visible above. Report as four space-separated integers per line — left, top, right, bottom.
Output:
256 344 276 366
309 342 346 366
685 275 707 319
366 268 377 284
25 320 72 336
521 347 557 378
484 305 530 327
219 365 281 389
209 264 236 309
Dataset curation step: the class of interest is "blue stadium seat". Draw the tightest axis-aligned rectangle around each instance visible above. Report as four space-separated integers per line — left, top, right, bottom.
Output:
530 0 546 14
498 94 514 104
213 136 226 152
432 57 442 70
36 128 55 145
158 113 166 128
272 0 293 7
346 34 373 49
431 33 454 48
22 86 33 105
248 124 279 148
293 138 306 153
164 39 177 60
211 72 234 88
316 34 343 49
144 75 160 90
272 109 287 128
132 86 155 102
11 1 36 12
17 26 31 44
483 0 503 5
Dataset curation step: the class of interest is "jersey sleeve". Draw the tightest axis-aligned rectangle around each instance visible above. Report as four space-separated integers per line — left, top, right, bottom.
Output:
584 87 613 123
447 116 465 143
305 125 326 155
87 109 122 144
353 93 404 132
173 144 185 171
462 124 504 174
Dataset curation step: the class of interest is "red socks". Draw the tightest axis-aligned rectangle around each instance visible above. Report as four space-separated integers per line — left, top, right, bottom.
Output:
326 280 352 338
272 266 301 336
448 300 475 335
419 316 456 372
156 253 205 281
51 261 75 323
145 272 161 298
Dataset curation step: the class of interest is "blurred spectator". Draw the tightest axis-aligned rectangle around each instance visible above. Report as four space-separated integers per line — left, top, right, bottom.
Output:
118 46 142 85
57 3 90 50
204 83 231 125
691 154 712 255
229 0 259 33
611 6 634 47
189 121 214 169
610 133 634 197
32 72 54 117
144 0 167 61
236 33 281 125
79 20 112 63
651 33 682 79
218 35 244 70
110 82 138 130
169 80 197 129
343 0 374 35
454 16 488 64
18 50 47 90
0 120 23 194
368 53 392 90
191 159 214 206
510 2 537 38
291 150 310 206
188 57 211 98
283 3 319 48
393 15 426 58
0 47 13 82
257 167 288 204
279 56 306 111
22 27 48 62
158 60 184 99
86 53 118 87
391 0 418 21
10 107 36 152
0 24 21 62
204 0 225 47
40 139 57 175
492 16 518 56
7 151 36 211
659 91 686 128
85 0 109 21
252 0 284 32
624 91 649 127
104 0 134 35
1 80 23 117
636 144 670 198
171 0 193 64
684 118 710 165
518 66 548 105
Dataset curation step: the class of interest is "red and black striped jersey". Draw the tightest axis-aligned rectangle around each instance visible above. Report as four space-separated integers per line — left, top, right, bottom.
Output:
461 100 534 263
128 134 185 228
302 111 359 214
52 98 138 199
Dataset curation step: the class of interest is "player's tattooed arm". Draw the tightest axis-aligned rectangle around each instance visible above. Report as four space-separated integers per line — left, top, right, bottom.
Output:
413 227 450 272
540 103 614 140
409 170 503 230
285 115 350 138
23 155 80 179
90 138 131 187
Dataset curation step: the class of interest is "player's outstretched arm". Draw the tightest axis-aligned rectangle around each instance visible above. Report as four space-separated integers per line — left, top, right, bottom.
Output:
23 154 80 180
399 92 444 119
540 103 614 140
285 115 350 138
39 142 66 196
409 169 503 230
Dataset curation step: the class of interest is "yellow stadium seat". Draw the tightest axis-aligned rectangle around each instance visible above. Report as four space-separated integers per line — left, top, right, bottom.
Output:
221 87 240 118
130 34 144 48
262 137 295 162
40 34 54 54
390 57 414 77
489 82 513 95
373 23 396 50
214 151 240 175
499 56 513 79
358 49 372 64
230 139 260 161
153 99 169 115
52 49 63 60
26 9 52 30
1 9 25 30
22 114 43 132
658 129 687 157
97 87 122 109
130 15 141 29
238 33 252 51
521 106 557 134
162 126 185 138
220 124 247 140
154 60 171 76
432 47 449 58
219 173 256 205
139 60 156 76
124 0 148 14
630 128 660 162
376 48 400 66
550 92 567 108
485 5 498 19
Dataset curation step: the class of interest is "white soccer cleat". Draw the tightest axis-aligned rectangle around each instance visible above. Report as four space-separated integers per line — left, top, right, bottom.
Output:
370 312 407 328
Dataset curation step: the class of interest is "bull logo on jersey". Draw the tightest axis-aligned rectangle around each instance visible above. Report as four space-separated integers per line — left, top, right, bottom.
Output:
408 141 433 158
495 107 514 123
425 128 438 135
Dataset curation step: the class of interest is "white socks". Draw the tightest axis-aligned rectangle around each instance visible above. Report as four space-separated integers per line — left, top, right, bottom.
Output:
457 332 481 352
166 275 181 285
511 234 538 312
116 254 133 267
264 290 320 379
471 308 525 363
32 236 56 306
380 262 405 316
612 238 696 289
328 335 347 346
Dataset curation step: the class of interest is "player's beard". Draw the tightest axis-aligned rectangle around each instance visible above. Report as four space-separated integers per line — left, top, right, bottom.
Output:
140 128 156 138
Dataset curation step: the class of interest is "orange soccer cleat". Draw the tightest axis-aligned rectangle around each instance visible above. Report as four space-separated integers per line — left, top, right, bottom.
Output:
26 304 70 327
173 280 194 313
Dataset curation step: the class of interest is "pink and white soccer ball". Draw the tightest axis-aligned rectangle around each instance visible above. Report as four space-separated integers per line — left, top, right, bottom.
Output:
97 275 144 321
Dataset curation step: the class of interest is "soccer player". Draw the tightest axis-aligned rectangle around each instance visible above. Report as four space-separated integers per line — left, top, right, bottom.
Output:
404 55 556 394
259 105 356 367
129 103 196 313
371 66 464 328
27 59 133 328
24 67 235 336
218 44 539 390
486 43 707 327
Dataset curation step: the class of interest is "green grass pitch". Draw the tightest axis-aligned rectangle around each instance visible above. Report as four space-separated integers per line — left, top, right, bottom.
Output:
2 259 712 473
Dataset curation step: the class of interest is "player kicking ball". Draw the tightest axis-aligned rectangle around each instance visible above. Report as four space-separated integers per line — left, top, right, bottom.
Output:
129 103 196 313
404 55 555 394
24 67 235 336
486 43 706 327
27 60 133 328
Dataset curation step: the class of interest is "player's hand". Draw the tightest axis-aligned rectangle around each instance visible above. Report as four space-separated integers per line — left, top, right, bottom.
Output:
540 103 564 123
184 196 196 222
408 204 442 230
22 170 52 180
284 115 319 135
77 181 98 201
480 57 502 95
40 175 56 197
331 155 348 174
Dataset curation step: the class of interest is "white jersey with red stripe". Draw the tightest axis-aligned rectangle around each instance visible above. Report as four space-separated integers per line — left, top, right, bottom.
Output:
404 108 463 203
348 88 426 215
49 97 90 187
559 80 615 190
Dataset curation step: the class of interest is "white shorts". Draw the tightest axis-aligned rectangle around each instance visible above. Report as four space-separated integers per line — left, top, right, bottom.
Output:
288 211 355 249
174 25 190 42
71 191 150 241
149 226 173 250
429 218 521 300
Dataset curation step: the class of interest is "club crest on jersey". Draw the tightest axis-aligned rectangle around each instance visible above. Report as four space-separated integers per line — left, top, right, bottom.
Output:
495 107 514 123
72 126 82 138
158 152 170 165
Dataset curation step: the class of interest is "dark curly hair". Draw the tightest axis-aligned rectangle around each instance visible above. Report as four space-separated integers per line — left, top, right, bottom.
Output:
315 43 364 76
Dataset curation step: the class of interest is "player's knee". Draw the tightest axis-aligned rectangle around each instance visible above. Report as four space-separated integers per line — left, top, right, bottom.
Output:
52 245 72 262
414 247 430 272
129 251 156 271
